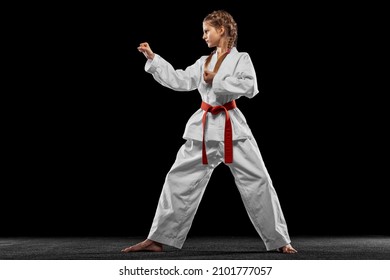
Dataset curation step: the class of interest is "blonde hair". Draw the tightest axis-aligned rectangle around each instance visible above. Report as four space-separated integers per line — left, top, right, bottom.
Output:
203 10 238 50
203 10 238 71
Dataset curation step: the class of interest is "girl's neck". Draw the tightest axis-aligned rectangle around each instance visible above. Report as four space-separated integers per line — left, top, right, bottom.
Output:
216 47 229 58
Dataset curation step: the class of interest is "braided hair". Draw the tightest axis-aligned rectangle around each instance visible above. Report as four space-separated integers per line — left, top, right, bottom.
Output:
203 10 238 71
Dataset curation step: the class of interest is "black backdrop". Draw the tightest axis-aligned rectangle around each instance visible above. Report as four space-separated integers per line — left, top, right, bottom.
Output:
4 2 388 237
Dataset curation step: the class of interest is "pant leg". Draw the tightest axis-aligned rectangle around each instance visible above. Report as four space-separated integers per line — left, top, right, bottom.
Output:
227 137 291 251
148 139 223 249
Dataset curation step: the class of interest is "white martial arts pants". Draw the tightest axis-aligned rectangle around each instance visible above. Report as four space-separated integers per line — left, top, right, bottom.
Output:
147 137 291 251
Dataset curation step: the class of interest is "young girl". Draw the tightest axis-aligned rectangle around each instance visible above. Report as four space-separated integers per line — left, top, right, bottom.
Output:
122 10 297 254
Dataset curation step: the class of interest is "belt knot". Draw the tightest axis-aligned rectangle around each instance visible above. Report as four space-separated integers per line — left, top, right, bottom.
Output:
201 100 236 164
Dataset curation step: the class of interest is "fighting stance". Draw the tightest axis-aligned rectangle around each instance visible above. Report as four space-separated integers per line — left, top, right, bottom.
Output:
122 10 297 254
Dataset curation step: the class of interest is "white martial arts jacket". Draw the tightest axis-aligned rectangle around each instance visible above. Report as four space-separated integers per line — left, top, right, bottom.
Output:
144 47 259 142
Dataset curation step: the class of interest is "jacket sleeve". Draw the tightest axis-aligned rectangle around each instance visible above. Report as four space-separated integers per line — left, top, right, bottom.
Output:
212 53 259 98
144 54 203 92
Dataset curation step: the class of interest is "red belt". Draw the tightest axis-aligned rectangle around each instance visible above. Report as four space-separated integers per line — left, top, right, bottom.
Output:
201 100 237 164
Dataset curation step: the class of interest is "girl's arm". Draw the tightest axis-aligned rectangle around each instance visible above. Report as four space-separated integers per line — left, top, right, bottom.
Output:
212 53 259 98
145 54 203 92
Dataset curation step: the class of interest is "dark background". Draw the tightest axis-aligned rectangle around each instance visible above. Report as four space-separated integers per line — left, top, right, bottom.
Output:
3 2 388 237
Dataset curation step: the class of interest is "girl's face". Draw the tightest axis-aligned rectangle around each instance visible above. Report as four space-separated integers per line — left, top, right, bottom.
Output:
202 21 224 48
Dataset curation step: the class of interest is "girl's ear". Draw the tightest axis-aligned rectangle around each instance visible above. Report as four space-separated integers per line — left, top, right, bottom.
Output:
218 26 225 36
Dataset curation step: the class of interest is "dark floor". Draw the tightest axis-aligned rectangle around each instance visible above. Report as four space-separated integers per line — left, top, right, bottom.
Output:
0 235 389 260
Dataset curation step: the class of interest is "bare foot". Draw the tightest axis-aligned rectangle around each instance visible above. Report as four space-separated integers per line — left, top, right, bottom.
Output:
121 239 163 253
278 244 298 254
